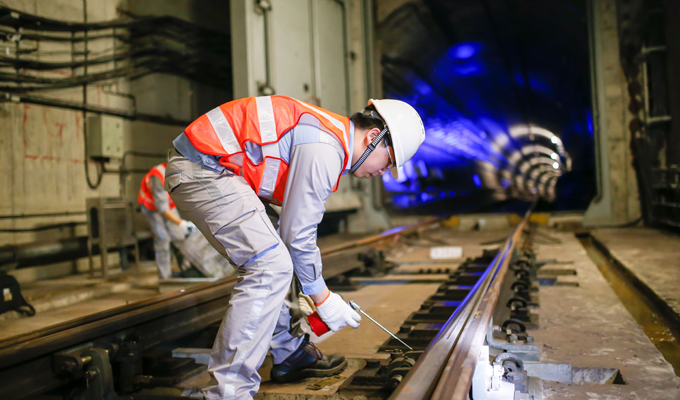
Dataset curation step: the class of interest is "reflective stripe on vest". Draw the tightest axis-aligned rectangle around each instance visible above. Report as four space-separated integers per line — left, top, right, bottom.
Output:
256 96 277 143
259 143 281 200
206 107 240 154
292 99 348 145
183 95 350 205
138 163 176 211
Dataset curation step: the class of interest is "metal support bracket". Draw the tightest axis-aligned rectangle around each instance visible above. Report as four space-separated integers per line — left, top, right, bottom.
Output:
486 321 540 362
54 345 132 400
254 0 272 12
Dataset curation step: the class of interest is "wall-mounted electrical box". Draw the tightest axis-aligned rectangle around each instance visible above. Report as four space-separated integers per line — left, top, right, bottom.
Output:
87 114 124 159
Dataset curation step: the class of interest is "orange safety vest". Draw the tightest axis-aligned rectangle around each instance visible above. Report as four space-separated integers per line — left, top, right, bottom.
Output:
183 95 351 205
138 163 177 212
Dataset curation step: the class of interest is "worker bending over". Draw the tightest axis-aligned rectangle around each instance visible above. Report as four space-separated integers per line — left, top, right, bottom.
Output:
165 95 425 400
138 163 195 279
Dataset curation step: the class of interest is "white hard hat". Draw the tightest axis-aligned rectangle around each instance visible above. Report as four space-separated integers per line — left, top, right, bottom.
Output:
369 99 426 179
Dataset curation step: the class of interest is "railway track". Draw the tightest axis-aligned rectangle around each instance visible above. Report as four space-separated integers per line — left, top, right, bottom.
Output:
392 209 531 400
0 211 536 400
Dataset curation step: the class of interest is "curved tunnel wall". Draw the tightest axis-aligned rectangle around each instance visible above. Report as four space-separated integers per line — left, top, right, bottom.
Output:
377 0 595 213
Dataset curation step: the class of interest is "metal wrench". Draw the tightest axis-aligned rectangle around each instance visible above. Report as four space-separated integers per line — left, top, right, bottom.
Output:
349 300 413 351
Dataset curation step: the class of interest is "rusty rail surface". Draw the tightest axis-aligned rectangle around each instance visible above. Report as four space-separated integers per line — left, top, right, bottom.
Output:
320 216 443 255
390 208 532 400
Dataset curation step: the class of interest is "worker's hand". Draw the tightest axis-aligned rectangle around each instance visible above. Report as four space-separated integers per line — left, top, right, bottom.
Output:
298 293 316 316
315 292 361 332
179 220 197 238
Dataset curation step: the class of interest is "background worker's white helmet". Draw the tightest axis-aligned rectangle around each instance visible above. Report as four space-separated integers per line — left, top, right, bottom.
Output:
369 99 426 179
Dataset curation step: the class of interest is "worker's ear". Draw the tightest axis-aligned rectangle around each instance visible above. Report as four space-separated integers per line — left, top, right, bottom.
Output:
364 127 382 146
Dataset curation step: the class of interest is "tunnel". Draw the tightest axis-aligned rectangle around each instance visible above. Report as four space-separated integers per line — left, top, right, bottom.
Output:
376 0 591 214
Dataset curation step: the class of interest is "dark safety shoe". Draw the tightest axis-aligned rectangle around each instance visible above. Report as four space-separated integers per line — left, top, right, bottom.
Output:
270 334 347 383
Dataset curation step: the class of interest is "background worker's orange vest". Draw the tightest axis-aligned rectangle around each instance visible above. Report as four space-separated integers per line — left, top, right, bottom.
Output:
183 95 351 205
138 163 176 211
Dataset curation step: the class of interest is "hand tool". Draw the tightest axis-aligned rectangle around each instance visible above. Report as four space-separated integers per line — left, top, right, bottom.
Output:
349 300 413 351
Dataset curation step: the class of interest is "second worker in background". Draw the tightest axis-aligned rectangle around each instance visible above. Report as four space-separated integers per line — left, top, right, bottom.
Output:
138 163 196 279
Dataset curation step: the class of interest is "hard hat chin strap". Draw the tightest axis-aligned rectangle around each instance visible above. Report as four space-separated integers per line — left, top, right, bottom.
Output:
350 128 389 174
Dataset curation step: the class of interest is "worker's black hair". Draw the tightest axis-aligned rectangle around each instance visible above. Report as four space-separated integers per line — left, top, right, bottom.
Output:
350 104 385 132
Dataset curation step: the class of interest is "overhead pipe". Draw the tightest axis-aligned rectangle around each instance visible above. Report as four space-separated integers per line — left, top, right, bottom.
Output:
0 93 191 126
0 236 90 270
0 234 151 271
0 211 86 220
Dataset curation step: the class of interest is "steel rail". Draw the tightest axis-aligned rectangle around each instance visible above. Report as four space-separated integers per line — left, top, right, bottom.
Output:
0 275 237 354
0 217 443 399
432 212 528 400
390 207 532 400
320 216 443 255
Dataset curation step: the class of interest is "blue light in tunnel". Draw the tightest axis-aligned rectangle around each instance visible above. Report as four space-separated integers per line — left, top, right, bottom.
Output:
452 62 483 77
433 43 486 83
586 109 594 136
472 174 482 188
378 18 586 209
449 42 480 59
416 160 429 177
404 160 417 180
528 75 553 97
414 79 433 96
383 71 528 201
393 195 410 208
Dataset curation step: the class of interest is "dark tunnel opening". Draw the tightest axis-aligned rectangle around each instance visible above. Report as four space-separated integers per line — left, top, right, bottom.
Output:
377 0 594 214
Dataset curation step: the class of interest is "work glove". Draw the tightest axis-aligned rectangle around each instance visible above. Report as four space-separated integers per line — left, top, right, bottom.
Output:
315 292 361 332
298 293 316 316
179 220 197 238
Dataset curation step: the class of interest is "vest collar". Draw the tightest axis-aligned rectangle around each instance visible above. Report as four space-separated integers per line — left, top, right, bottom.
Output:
343 121 355 175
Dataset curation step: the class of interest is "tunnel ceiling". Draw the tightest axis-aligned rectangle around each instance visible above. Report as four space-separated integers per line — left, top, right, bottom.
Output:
378 0 594 212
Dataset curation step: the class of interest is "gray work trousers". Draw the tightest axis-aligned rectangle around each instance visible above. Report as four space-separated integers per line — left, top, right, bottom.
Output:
141 206 186 279
164 149 304 400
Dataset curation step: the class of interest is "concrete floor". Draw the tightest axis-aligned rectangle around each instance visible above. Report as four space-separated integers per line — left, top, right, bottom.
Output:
531 228 680 399
592 227 680 323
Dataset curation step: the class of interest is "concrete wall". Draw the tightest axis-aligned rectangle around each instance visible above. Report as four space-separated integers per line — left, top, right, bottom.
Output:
0 0 232 250
583 0 642 226
1 0 121 248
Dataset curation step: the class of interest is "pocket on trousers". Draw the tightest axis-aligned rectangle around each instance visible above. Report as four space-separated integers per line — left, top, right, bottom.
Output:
165 172 182 193
207 201 279 266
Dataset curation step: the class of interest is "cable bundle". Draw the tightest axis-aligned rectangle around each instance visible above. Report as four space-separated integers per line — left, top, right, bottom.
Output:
0 6 232 93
